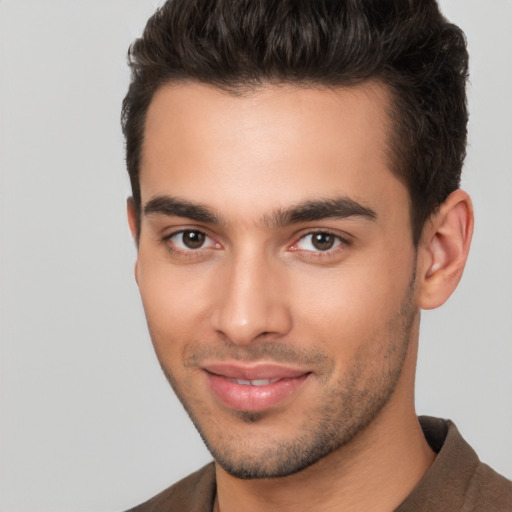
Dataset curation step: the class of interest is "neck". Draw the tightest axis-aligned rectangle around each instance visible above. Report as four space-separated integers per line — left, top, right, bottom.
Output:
214 328 435 512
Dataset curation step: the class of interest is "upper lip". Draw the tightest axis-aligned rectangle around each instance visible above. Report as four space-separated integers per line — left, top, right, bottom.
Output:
202 362 311 381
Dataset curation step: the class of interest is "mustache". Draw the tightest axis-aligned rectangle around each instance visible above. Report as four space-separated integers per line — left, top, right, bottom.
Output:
183 339 332 372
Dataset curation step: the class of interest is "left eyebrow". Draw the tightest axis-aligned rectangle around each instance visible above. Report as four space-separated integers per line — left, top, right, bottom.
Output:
264 197 377 227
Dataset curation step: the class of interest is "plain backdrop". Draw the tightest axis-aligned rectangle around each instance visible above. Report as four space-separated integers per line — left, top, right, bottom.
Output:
0 1 511 511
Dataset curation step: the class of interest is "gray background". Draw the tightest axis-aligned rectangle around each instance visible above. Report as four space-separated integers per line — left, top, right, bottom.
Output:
0 1 511 510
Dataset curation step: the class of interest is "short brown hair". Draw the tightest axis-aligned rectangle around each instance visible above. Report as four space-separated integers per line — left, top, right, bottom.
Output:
122 0 468 244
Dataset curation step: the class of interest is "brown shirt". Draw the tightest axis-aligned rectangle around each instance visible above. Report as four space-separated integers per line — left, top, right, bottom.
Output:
127 417 512 511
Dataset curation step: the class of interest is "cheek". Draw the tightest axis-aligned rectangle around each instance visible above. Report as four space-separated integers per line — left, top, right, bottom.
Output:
136 258 214 354
290 255 413 350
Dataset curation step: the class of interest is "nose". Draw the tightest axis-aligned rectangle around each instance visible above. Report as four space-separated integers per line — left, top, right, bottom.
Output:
210 253 292 345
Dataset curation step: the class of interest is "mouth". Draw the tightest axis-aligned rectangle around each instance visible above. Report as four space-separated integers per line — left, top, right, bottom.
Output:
202 363 312 412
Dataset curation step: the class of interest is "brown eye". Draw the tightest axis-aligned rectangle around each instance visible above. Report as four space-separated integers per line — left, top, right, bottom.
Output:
181 230 206 249
295 232 342 252
164 229 219 255
311 233 336 251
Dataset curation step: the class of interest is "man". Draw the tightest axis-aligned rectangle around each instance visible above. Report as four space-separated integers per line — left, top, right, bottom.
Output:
121 0 512 510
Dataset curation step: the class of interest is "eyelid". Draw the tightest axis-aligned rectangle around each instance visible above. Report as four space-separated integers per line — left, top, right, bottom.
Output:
288 229 351 253
162 227 221 253
160 226 351 256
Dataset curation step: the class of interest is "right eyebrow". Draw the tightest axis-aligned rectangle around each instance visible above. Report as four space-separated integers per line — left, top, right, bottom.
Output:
143 195 223 224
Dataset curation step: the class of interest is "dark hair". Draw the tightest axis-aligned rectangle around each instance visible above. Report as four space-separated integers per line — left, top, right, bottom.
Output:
121 0 468 244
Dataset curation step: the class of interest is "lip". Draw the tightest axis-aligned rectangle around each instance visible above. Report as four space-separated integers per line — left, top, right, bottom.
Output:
202 362 311 412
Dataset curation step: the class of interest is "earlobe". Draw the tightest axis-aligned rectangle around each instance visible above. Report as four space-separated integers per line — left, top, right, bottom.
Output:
133 260 139 286
417 190 474 310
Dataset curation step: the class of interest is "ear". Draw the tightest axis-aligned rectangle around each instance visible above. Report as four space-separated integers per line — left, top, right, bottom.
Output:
127 197 140 283
417 190 474 310
127 197 139 242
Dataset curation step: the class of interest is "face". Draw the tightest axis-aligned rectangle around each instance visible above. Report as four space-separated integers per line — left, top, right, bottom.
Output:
132 82 420 479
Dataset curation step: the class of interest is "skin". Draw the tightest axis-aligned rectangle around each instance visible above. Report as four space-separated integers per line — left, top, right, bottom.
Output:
128 82 473 511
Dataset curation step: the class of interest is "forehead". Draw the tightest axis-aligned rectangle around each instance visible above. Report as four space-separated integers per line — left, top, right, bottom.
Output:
140 82 409 225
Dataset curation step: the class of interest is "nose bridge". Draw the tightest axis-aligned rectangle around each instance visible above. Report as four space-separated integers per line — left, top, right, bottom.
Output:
211 246 291 344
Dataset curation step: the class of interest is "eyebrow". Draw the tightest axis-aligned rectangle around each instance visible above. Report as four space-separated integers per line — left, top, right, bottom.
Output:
266 197 377 227
144 196 222 224
143 195 377 227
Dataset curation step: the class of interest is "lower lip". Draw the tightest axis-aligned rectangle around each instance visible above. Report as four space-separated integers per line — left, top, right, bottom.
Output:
205 372 310 412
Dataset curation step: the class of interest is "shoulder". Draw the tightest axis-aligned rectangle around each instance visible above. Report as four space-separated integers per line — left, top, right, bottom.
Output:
464 460 512 510
125 462 216 512
397 417 512 511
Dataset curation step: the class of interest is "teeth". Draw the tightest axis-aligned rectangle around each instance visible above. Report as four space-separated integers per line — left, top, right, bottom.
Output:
251 379 276 386
231 378 280 386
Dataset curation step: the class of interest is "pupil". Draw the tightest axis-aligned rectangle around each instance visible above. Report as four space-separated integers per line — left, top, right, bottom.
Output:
183 231 205 249
312 233 334 251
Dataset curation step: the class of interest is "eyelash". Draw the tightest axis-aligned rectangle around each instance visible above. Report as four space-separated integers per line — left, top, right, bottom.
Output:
161 229 350 258
162 229 219 257
290 231 350 257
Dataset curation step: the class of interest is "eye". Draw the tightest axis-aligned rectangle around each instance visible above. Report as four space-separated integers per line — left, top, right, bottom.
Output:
295 232 343 252
165 230 217 251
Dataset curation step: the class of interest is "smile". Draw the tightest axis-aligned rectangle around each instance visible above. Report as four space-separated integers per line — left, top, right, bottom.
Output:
202 363 311 412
